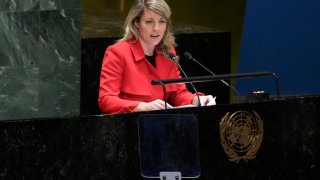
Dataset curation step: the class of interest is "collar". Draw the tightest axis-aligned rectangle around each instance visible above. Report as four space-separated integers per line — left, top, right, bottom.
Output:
129 40 146 62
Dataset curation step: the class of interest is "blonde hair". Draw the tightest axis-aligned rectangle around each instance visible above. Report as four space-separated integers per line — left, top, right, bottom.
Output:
119 0 176 55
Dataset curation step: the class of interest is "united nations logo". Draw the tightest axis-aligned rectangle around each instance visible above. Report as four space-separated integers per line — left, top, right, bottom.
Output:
220 111 264 163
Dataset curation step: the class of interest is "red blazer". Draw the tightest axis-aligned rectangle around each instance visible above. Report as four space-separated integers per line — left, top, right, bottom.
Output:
98 40 198 114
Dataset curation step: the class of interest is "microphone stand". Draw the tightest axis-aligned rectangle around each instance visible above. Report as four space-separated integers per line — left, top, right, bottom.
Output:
168 54 202 107
184 52 242 102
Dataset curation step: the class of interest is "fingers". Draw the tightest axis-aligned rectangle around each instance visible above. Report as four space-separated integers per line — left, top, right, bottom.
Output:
199 95 216 106
165 103 173 109
135 96 215 113
207 96 216 106
150 99 172 110
133 100 175 112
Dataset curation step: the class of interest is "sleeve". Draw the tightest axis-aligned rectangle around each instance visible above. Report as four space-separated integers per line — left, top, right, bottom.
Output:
98 45 141 114
167 61 204 106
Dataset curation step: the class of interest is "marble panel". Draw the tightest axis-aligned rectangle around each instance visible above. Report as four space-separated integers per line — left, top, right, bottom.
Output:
0 95 319 179
40 0 81 10
0 0 81 12
0 11 40 120
0 0 40 12
0 66 39 120
38 9 81 117
0 11 40 67
0 8 81 120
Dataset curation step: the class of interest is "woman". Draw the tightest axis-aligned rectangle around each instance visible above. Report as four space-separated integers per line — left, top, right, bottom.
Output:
98 0 215 114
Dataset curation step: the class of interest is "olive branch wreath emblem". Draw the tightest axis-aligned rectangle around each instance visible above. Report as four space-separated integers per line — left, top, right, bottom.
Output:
219 111 264 163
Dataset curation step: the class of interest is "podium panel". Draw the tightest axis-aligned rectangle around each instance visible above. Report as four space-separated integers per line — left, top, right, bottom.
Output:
0 95 319 179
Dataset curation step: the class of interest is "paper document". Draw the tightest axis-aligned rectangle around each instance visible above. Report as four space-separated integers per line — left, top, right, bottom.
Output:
169 96 216 109
169 104 197 109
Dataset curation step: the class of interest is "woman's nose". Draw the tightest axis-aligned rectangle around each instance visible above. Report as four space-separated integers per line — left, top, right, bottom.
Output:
153 23 159 31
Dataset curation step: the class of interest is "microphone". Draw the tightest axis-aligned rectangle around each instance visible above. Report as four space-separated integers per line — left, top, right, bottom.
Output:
184 52 241 100
168 53 202 107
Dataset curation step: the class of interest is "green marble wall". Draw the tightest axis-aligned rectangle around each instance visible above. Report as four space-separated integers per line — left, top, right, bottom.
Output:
0 0 81 120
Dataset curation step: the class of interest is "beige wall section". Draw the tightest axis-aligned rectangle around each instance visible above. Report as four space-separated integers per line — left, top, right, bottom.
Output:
82 0 246 74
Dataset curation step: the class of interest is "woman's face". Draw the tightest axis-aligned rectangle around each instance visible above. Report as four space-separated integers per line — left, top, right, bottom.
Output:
135 8 167 53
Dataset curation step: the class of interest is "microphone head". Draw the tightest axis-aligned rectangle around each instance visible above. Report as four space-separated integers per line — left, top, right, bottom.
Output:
184 52 193 60
168 53 176 61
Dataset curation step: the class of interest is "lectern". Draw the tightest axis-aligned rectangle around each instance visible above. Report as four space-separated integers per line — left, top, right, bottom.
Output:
0 95 319 179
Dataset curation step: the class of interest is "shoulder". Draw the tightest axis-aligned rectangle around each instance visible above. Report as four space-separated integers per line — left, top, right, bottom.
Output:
103 41 138 67
107 41 131 52
104 41 134 61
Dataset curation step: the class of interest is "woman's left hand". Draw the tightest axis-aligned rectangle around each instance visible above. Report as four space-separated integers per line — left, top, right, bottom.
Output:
192 95 216 106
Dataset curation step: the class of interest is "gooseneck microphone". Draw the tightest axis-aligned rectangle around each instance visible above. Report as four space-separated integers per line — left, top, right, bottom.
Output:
168 53 201 107
183 52 241 99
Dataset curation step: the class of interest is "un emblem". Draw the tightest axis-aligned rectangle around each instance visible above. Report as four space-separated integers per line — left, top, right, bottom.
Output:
220 111 264 163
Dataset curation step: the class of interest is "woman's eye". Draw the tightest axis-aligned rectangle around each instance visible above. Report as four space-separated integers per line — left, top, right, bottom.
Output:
146 21 153 24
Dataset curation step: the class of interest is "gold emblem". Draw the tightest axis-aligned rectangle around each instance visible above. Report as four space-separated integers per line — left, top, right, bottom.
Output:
220 111 264 163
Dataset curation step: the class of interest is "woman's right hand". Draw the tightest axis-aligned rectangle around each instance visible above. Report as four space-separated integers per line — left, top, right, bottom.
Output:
133 99 173 112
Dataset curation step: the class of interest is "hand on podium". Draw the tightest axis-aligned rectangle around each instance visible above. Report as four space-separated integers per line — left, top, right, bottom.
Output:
192 95 216 106
133 96 216 112
133 99 173 112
